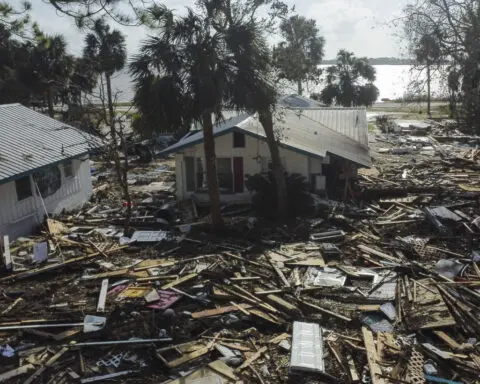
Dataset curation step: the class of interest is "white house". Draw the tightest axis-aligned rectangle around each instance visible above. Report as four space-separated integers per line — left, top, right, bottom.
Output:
160 100 371 204
0 103 100 240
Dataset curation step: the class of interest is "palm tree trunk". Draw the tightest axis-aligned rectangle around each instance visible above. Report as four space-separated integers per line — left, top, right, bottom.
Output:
427 64 431 117
297 80 303 96
259 110 288 219
201 111 224 230
47 86 54 117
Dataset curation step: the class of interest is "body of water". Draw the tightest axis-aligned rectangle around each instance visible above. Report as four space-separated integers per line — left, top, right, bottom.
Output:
108 65 447 104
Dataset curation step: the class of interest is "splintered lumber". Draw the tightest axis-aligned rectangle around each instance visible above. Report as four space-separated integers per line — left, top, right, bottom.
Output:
191 304 252 319
265 253 291 288
433 331 462 351
0 246 127 282
0 364 35 382
24 347 69 384
357 245 398 263
161 273 197 290
347 353 360 383
96 279 109 313
230 301 251 315
236 346 267 371
47 219 70 235
167 346 210 368
362 327 386 384
1 297 23 315
299 299 352 322
266 294 301 315
223 252 268 269
405 279 456 330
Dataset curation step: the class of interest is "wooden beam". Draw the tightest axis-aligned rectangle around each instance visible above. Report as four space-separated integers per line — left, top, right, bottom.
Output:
96 279 109 313
362 327 386 384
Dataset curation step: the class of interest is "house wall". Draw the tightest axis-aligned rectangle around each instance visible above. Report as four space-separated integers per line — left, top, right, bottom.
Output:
0 156 92 240
175 132 329 203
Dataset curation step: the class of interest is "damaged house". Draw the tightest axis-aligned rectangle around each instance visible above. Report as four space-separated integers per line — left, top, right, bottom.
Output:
160 100 371 203
0 104 99 239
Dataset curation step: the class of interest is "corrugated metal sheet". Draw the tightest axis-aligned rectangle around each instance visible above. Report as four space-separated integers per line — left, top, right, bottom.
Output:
298 108 369 147
160 109 371 167
0 103 100 184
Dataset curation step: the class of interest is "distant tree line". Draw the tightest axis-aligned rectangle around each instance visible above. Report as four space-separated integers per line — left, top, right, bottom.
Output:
322 57 415 65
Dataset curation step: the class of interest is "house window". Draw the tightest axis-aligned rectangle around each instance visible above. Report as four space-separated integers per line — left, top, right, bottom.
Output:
64 160 73 178
15 176 32 201
34 166 61 197
233 132 245 148
216 158 233 192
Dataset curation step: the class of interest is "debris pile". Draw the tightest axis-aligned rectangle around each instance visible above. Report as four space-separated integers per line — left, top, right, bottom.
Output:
1 147 480 383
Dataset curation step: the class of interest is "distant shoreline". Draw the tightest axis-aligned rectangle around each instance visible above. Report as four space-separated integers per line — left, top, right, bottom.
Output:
322 58 414 65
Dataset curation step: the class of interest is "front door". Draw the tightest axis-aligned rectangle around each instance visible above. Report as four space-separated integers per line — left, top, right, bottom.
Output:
233 157 244 193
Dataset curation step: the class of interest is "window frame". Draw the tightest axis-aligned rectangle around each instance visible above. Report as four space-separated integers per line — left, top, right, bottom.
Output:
63 160 74 178
15 175 33 202
233 131 246 148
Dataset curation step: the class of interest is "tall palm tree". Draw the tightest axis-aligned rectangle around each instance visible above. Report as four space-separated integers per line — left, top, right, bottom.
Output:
83 18 126 138
220 11 288 219
130 7 227 229
320 49 378 107
83 19 131 231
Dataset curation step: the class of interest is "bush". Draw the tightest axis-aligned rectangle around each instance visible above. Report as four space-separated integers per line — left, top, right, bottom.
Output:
375 115 396 133
245 172 312 218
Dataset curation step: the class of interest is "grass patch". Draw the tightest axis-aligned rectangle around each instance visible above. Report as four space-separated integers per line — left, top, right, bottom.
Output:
368 123 376 131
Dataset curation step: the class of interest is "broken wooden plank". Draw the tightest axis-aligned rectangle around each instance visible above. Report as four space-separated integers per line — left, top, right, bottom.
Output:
433 331 462 351
266 294 301 316
191 304 252 319
167 346 210 368
0 364 35 382
299 299 352 322
96 279 108 313
1 297 23 315
236 346 267 371
161 273 197 290
362 327 386 384
358 245 398 263
0 246 128 282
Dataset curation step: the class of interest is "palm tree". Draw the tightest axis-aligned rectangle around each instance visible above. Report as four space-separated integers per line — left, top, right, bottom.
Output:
220 13 288 219
130 7 227 229
83 19 131 231
320 49 378 107
83 18 126 138
29 32 73 117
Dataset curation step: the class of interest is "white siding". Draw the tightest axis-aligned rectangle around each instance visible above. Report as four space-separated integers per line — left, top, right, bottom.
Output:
175 133 325 202
0 156 93 240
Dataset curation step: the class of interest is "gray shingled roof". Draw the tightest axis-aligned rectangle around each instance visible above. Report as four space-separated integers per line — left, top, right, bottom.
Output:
0 103 101 184
160 108 371 167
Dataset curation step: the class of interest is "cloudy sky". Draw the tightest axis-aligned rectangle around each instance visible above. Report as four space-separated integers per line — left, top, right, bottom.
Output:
29 0 411 59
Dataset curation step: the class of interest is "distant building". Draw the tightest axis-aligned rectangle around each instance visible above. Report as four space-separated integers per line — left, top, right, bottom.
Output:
0 104 100 239
159 95 371 204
